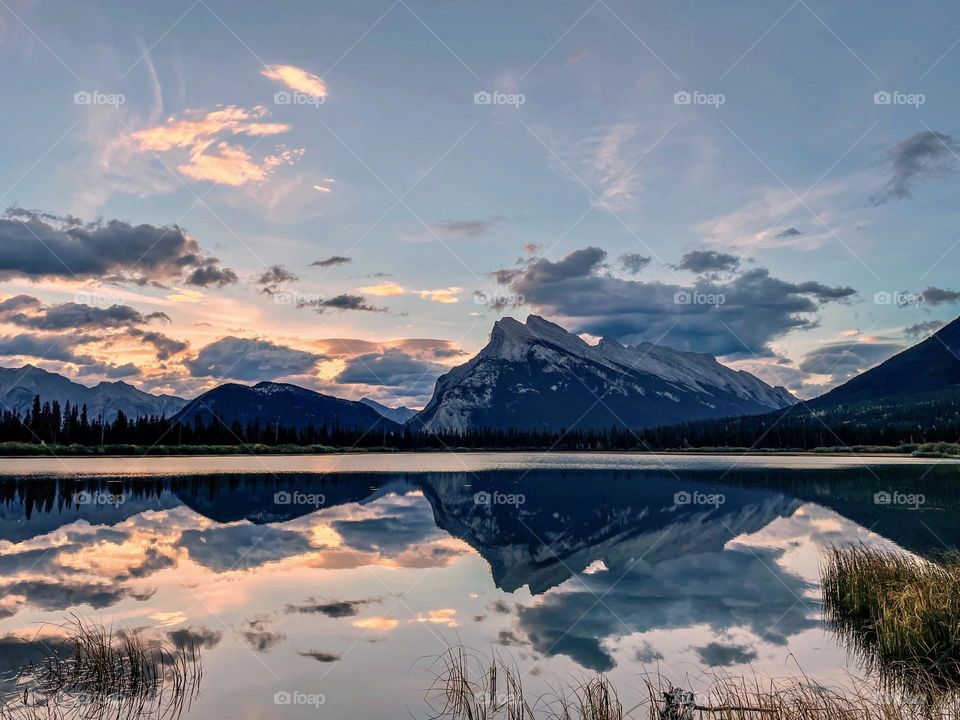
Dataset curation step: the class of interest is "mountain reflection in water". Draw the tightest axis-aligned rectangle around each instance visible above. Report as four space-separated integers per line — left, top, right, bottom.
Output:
0 460 957 719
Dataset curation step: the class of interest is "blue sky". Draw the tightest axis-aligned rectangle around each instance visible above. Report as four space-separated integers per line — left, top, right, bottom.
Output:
0 0 959 405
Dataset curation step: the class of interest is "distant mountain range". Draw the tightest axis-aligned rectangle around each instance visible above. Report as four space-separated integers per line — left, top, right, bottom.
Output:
411 315 796 432
172 382 401 432
3 313 959 439
0 365 186 420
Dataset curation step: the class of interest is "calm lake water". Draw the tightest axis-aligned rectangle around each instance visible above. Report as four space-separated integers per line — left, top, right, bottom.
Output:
0 453 958 718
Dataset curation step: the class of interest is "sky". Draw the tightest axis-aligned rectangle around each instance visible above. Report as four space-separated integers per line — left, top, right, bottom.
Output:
1 0 959 408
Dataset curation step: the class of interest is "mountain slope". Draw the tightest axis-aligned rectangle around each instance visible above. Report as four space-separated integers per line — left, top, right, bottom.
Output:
812 316 960 408
413 315 795 432
0 365 186 420
359 397 417 424
173 381 401 432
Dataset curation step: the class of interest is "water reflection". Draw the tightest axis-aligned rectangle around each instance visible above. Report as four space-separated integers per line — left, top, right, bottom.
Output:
0 461 956 717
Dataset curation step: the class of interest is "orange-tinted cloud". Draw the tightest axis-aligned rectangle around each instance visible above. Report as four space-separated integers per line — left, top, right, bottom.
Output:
262 64 328 98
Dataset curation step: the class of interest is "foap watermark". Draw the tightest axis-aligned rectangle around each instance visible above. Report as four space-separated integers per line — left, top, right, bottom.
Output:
674 290 725 306
874 490 925 509
474 90 525 108
74 91 125 108
274 90 325 108
674 90 725 108
873 290 926 307
674 490 725 508
273 290 325 306
873 90 925 108
273 691 325 708
74 490 126 507
474 490 525 507
73 291 126 307
473 290 524 309
274 491 326 508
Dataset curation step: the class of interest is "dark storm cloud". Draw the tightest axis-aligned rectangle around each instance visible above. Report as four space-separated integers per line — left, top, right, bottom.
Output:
127 329 189 360
676 250 740 273
798 340 903 385
185 336 326 381
775 227 802 239
871 131 960 204
497 247 856 356
618 252 651 274
0 580 136 612
920 286 960 305
167 626 223 651
310 255 352 268
257 264 298 295
0 333 98 364
693 641 757 667
298 294 387 314
285 598 379 618
0 295 169 331
428 218 500 239
904 319 945 339
176 525 315 572
0 208 237 286
335 349 445 389
77 362 141 379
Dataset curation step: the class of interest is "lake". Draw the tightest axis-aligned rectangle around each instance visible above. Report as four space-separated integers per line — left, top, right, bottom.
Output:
0 453 958 718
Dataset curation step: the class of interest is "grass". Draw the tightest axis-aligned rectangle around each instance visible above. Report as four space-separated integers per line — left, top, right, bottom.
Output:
423 648 960 720
0 615 202 720
822 545 960 697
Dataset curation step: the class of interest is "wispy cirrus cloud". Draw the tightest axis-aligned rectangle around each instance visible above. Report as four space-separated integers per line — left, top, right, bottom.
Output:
261 64 328 98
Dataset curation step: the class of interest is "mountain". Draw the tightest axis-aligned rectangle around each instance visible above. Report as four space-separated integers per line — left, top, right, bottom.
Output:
0 365 186 420
360 397 417 424
812 315 960 408
412 315 795 432
173 381 401 432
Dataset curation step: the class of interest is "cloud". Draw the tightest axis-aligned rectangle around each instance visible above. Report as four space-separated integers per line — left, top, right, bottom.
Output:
904 320 945 339
257 264 298 295
299 294 388 314
693 641 757 667
775 227 802 239
0 333 98 365
872 130 959 204
0 208 237 287
427 218 500 239
299 651 339 662
310 256 351 268
285 598 379 618
127 329 189 360
618 253 650 274
0 296 166 331
496 247 856 356
129 105 299 187
798 340 903 386
167 627 223 651
360 282 405 297
336 349 445 389
676 250 739 273
77 362 141 379
920 286 960 305
261 64 328 98
418 287 462 304
176 525 315 572
186 336 326 380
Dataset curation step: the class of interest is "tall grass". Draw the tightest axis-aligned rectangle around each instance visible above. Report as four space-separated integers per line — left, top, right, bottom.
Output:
822 545 960 696
424 648 960 720
0 615 202 720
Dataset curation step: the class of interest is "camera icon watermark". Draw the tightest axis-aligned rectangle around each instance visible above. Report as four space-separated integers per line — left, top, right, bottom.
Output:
474 90 525 108
673 490 725 508
873 290 925 307
674 90 725 108
274 290 326 306
873 90 924 108
473 291 524 309
873 490 925 509
273 491 326 508
674 291 725 306
74 291 126 307
74 490 126 507
474 490 525 507
274 90 325 109
273 691 326 708
74 91 125 108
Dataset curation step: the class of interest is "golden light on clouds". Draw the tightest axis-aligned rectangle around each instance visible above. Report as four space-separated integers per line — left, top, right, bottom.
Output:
360 282 405 297
418 287 462 304
261 64 328 98
166 288 204 303
352 616 399 631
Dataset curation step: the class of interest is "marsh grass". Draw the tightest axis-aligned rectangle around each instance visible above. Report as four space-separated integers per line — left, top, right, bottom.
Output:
0 615 202 720
424 648 960 720
822 545 960 696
